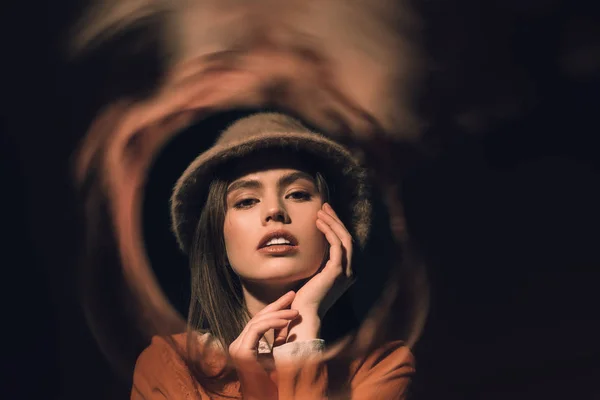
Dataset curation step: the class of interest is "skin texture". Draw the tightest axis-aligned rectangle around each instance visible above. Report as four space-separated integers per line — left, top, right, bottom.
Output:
224 167 328 291
224 159 355 399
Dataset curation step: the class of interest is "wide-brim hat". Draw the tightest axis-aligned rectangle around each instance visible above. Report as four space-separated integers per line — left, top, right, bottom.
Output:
170 112 372 254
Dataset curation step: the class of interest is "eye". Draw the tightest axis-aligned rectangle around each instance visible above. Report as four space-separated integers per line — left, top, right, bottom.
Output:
233 198 258 209
286 191 312 201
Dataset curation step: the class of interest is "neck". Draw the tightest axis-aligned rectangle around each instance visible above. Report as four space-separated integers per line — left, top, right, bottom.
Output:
242 280 302 317
241 281 301 346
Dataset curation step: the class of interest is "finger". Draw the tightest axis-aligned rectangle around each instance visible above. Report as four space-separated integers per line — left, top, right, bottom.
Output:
255 291 296 317
251 309 299 324
323 203 357 248
318 212 353 271
238 309 299 337
316 219 343 271
273 325 289 347
322 203 344 225
316 217 342 246
317 217 354 278
240 318 293 351
228 339 239 355
318 210 353 256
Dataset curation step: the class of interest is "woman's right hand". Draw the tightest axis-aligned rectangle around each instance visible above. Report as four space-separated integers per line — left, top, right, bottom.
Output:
229 291 299 399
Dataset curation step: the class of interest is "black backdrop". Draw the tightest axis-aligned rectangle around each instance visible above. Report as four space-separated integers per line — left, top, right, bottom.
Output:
3 0 599 399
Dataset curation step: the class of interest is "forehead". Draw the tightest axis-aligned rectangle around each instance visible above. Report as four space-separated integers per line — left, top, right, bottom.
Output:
231 168 312 181
223 149 317 182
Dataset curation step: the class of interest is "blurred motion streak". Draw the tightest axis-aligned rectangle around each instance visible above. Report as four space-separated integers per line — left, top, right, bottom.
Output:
71 0 430 383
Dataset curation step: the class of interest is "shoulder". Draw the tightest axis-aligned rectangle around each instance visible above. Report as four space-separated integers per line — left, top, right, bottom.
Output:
135 334 189 369
324 341 415 400
350 341 415 384
132 333 219 398
132 334 190 387
134 332 222 372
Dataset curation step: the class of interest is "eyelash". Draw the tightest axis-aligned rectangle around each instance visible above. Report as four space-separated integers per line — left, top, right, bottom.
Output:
287 191 312 201
232 191 312 209
233 198 258 209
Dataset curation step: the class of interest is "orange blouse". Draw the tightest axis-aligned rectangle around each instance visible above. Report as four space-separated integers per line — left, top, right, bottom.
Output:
131 333 415 400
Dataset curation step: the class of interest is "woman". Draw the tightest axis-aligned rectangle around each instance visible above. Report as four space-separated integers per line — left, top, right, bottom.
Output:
131 112 415 399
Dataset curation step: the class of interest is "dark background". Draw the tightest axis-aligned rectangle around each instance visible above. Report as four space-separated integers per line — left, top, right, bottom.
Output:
3 0 599 399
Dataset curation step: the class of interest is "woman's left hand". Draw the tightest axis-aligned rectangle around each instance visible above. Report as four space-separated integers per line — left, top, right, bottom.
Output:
285 203 355 342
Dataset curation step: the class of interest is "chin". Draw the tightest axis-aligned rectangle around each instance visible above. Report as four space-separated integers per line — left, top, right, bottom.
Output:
253 261 320 284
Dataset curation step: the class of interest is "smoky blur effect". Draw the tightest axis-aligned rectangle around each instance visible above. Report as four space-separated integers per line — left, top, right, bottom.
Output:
71 0 429 389
5 0 599 398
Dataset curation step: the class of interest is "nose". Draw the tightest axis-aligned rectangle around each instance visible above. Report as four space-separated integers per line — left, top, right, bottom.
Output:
262 198 289 224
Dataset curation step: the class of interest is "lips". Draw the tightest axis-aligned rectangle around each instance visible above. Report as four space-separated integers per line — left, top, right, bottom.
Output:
257 229 298 250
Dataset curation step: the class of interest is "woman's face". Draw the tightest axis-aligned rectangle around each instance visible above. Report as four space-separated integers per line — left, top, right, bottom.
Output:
223 159 328 286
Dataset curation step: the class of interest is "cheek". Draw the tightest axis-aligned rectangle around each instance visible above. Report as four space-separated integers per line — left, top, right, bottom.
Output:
223 214 255 267
312 223 327 248
223 216 232 246
305 226 328 274
223 216 240 262
303 216 328 257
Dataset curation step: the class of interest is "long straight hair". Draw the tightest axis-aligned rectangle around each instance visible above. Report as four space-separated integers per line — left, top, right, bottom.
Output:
186 170 331 351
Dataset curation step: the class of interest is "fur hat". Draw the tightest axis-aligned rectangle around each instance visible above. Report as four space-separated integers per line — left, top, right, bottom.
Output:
170 112 372 254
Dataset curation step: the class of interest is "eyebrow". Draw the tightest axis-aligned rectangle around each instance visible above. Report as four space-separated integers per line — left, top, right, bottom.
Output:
226 171 316 194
